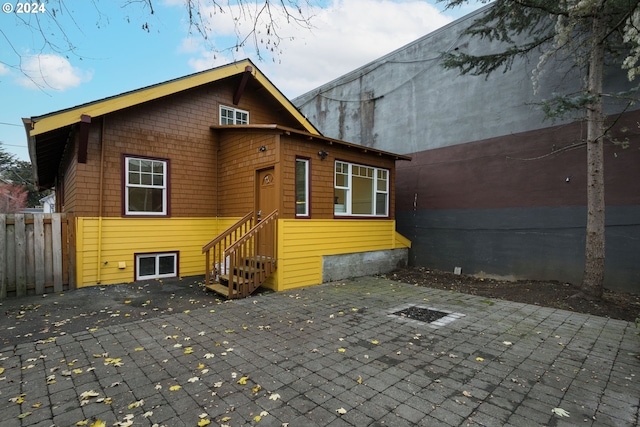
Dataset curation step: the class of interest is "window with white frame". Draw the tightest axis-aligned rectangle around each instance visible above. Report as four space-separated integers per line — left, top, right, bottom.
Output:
125 156 168 215
136 252 178 280
334 161 389 217
220 105 249 125
295 158 309 217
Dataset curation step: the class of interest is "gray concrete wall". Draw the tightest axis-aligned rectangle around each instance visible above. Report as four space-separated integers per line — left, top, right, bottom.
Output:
293 6 635 154
322 248 408 283
397 206 640 293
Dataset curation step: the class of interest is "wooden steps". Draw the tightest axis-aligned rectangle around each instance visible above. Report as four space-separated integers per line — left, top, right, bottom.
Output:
205 282 238 297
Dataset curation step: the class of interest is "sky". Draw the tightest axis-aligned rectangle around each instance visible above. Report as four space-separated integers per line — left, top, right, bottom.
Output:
0 0 483 161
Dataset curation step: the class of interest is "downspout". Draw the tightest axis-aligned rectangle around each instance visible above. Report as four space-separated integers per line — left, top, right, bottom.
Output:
96 117 106 284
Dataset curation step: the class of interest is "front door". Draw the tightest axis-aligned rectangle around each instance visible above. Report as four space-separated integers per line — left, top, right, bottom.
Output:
256 167 277 221
256 167 277 257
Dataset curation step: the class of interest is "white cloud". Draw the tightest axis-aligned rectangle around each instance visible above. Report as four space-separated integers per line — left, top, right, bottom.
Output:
177 0 455 97
16 54 92 91
0 63 9 76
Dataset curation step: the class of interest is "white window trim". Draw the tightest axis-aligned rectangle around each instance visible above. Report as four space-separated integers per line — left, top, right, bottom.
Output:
334 161 389 217
135 252 178 280
296 158 310 217
125 156 168 216
219 105 249 125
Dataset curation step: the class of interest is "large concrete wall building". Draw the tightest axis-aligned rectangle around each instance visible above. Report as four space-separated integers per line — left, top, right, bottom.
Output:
294 6 640 292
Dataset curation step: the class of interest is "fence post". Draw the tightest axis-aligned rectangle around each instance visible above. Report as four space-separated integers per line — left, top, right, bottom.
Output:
15 214 27 297
34 214 46 294
66 214 76 290
0 215 5 298
52 214 63 293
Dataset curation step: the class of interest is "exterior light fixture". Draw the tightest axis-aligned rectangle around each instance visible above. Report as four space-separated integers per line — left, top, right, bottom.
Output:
318 150 328 160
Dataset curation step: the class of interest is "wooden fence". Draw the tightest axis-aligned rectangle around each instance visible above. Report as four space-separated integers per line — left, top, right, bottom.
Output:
0 213 76 298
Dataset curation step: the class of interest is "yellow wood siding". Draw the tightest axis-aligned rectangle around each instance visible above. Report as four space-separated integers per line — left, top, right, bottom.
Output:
272 219 398 291
76 217 239 287
75 217 402 291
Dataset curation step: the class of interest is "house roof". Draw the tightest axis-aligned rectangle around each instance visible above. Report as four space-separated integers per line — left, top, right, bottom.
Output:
23 59 321 188
211 124 412 161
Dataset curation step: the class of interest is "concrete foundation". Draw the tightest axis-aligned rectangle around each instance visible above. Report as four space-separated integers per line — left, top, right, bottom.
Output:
322 248 408 283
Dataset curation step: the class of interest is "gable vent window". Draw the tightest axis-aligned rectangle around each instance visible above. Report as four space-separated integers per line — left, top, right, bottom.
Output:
220 105 249 125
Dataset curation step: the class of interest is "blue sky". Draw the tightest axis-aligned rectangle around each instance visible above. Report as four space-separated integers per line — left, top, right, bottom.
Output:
0 0 483 162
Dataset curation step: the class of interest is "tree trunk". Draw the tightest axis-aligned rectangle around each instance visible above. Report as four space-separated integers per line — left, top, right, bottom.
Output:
581 14 606 299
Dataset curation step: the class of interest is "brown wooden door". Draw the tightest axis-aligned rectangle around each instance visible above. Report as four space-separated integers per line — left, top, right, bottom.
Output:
256 167 276 256
256 167 277 221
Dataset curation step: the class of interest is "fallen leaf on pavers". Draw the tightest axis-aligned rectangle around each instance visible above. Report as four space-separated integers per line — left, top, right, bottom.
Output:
237 376 249 385
46 374 56 384
449 354 458 358
254 415 262 422
204 353 215 359
73 368 83 374
127 399 144 409
169 385 182 391
475 357 485 362
220 416 231 422
9 394 26 404
224 329 235 334
336 408 347 415
502 341 513 346
31 402 42 408
75 420 89 426
173 343 183 348
338 338 345 341
142 411 153 418
231 372 237 378
0 367 4 374
252 384 262 393
370 340 379 345
357 376 363 384
462 391 472 397
18 412 32 419
184 347 194 355
198 419 211 426
114 414 134 427
110 381 121 387
201 369 210 375
188 377 200 383
155 384 162 390
89 420 106 427
134 347 144 352
269 393 281 401
552 407 570 417
104 358 123 367
213 381 223 388
198 331 206 336
337 348 346 353
61 370 72 376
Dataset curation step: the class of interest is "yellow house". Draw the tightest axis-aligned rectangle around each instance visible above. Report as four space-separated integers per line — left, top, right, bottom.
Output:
24 59 410 298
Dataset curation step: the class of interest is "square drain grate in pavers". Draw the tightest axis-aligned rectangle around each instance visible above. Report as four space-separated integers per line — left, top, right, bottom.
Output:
388 304 465 328
394 306 449 323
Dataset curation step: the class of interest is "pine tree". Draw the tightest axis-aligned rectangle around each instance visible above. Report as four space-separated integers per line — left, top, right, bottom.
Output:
438 0 640 299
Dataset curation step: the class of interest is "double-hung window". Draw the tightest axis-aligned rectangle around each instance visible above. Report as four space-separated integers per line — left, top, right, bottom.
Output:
124 156 168 216
220 105 249 125
334 161 389 217
295 158 310 217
